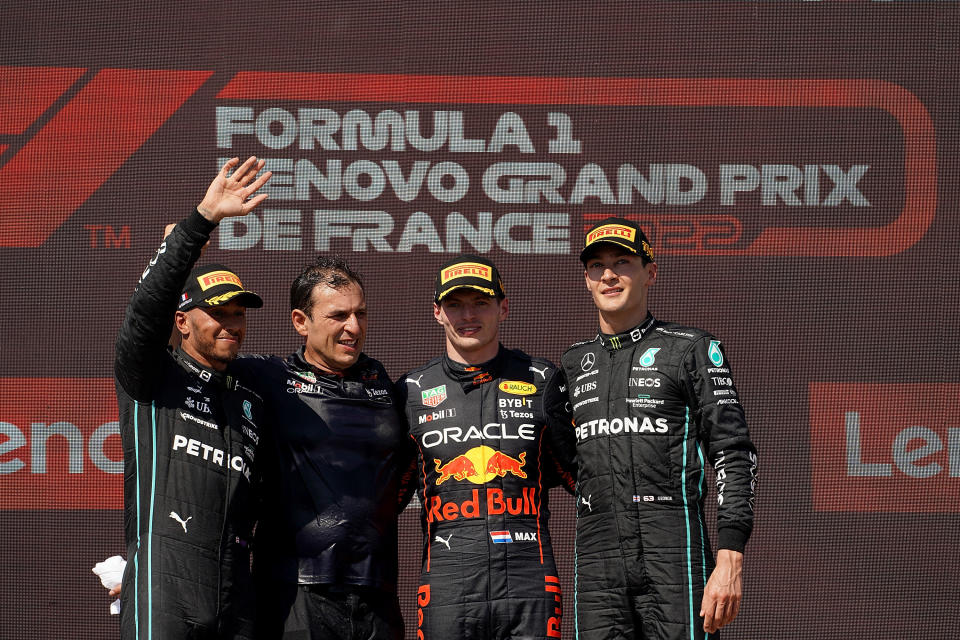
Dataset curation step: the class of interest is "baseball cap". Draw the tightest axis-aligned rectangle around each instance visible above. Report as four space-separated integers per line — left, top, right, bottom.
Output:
178 263 263 311
434 254 506 302
580 217 655 264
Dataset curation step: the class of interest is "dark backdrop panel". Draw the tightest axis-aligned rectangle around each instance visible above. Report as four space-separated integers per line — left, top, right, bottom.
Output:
0 3 956 638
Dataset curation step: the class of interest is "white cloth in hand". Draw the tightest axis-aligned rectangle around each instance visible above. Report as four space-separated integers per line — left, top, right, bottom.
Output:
92 555 126 614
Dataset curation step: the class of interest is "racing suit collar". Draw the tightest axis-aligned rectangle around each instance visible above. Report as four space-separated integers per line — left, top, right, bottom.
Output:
597 312 657 352
441 344 507 392
171 346 237 390
289 345 369 380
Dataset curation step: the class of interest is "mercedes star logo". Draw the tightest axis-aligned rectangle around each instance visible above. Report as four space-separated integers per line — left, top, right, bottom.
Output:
581 352 596 372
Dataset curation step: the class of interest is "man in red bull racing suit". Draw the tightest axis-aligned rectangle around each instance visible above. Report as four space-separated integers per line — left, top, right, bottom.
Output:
396 255 575 640
547 217 759 640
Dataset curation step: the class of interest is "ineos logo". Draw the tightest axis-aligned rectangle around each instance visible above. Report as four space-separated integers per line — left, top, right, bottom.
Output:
580 352 596 372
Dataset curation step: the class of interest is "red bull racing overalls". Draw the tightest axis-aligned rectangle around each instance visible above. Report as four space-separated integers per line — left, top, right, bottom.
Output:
397 346 574 640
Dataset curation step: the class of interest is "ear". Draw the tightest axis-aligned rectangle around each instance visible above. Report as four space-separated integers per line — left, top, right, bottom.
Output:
174 311 190 337
498 297 509 321
646 262 658 285
433 302 443 326
584 268 592 291
291 308 310 338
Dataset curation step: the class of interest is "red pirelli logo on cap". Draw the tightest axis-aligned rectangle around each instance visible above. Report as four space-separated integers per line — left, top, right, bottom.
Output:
441 262 491 284
198 270 242 290
586 224 636 247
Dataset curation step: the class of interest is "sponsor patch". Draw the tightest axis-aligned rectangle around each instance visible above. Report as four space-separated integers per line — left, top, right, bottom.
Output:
498 380 536 395
198 270 243 290
585 224 636 247
422 384 447 407
441 262 491 283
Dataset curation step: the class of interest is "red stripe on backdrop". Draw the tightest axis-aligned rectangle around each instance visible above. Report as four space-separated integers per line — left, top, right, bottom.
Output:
0 378 121 509
219 73 936 257
0 68 212 248
809 383 960 513
0 66 85 134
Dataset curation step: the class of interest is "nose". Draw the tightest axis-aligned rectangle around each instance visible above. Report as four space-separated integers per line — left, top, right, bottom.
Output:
600 266 618 282
223 315 245 333
343 313 361 334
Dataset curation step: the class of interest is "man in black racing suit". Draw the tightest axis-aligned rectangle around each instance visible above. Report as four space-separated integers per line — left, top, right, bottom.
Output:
396 254 575 640
115 157 271 639
547 217 758 640
232 256 412 640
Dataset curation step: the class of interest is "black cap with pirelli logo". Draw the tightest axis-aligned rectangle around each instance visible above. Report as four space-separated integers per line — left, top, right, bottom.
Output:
580 217 655 264
434 255 506 303
178 263 263 311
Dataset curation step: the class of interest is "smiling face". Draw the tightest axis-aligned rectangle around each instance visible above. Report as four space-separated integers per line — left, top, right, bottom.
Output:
434 289 508 364
583 245 657 333
292 281 367 374
175 301 247 370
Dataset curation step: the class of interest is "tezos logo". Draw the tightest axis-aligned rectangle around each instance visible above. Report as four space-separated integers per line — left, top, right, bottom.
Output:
708 341 724 367
639 347 661 367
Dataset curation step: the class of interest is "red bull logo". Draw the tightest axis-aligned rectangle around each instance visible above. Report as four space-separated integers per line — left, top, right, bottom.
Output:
485 451 527 479
434 455 478 484
433 445 527 485
425 487 539 522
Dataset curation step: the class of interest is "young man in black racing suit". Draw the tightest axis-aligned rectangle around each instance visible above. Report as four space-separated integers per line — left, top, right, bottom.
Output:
547 217 759 640
232 257 413 640
396 255 575 640
115 157 271 639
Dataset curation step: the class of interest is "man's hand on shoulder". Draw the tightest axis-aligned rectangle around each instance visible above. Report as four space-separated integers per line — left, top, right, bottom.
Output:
700 548 743 633
197 156 272 223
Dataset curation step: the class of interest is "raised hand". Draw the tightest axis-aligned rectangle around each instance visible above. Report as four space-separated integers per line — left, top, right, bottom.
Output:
197 156 272 222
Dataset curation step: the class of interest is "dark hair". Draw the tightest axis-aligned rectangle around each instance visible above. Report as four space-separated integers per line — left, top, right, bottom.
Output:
290 255 365 316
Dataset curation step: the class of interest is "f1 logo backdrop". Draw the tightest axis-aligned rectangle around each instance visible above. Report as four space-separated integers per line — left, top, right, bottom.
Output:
0 67 211 247
0 67 937 256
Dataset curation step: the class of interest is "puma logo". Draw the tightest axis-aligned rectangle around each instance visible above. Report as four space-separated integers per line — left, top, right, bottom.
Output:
406 375 424 388
434 534 452 550
169 511 193 533
529 365 547 379
580 495 592 513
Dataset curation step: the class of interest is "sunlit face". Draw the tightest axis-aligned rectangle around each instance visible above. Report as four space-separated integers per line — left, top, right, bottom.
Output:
583 246 657 327
176 301 247 370
292 282 367 373
434 289 507 363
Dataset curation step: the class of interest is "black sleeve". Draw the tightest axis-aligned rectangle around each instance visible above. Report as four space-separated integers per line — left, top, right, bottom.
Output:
542 365 577 492
682 336 758 553
393 374 418 512
114 210 217 401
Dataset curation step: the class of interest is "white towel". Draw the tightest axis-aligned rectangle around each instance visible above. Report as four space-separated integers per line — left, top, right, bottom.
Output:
92 555 126 615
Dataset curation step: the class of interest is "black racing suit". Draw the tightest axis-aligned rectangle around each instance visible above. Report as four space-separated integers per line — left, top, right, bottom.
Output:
231 350 412 639
115 210 264 639
397 346 575 640
549 314 758 640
